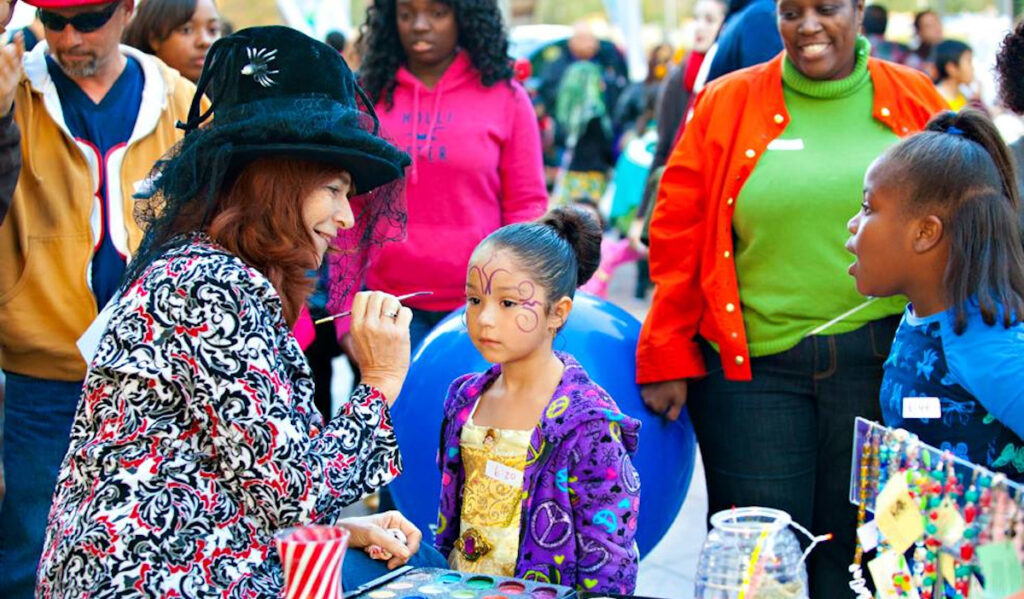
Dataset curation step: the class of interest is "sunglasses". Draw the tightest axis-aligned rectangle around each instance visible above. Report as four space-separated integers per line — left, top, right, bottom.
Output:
38 1 121 33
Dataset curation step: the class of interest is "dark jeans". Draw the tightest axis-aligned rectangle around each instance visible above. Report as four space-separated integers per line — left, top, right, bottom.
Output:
0 372 83 599
343 543 448 589
688 316 898 599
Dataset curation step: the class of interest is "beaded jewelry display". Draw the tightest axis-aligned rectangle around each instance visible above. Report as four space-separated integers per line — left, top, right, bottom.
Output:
854 429 878 567
871 429 883 510
878 430 896 497
937 459 975 599
904 441 930 597
911 451 952 599
975 474 994 547
853 422 1024 599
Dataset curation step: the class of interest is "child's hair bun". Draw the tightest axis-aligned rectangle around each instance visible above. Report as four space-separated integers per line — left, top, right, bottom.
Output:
541 206 603 287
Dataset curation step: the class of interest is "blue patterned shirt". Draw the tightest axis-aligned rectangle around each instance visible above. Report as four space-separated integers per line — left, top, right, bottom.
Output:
881 302 1024 481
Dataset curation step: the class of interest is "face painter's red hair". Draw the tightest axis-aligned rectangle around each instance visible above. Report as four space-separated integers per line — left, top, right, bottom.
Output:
205 157 343 325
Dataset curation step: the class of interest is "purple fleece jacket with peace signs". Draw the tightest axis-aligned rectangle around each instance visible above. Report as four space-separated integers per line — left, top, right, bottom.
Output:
434 352 641 593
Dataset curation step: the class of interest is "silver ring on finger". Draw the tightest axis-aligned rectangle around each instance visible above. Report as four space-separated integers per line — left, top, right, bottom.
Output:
385 310 399 320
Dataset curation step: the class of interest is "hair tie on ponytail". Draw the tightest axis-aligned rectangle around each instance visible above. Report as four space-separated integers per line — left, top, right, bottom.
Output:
947 125 965 136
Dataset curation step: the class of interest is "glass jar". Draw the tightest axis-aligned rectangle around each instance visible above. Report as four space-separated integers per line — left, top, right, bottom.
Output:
694 507 808 599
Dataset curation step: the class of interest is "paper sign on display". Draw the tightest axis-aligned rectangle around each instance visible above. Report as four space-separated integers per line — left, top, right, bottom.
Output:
977 541 1024 598
875 475 925 554
868 550 921 599
857 520 880 553
902 396 942 419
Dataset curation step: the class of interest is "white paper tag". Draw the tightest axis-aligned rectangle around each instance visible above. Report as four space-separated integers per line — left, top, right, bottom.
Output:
869 551 921 599
902 396 942 419
485 460 523 487
857 520 880 553
767 138 805 151
76 298 118 367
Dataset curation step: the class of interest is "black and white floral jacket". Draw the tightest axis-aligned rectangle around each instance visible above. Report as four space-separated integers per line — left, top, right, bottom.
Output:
37 235 401 598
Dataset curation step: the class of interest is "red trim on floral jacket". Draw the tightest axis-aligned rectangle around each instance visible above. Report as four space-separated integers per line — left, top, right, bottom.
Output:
37 236 401 598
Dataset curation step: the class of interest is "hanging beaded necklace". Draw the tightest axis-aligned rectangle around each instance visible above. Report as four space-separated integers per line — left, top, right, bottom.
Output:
951 471 993 598
905 441 930 597
916 449 952 599
854 428 879 567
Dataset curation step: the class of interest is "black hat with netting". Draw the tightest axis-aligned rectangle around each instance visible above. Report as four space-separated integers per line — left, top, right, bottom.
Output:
128 25 410 312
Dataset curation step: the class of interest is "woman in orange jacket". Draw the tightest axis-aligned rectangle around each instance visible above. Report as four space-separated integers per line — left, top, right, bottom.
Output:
636 0 946 594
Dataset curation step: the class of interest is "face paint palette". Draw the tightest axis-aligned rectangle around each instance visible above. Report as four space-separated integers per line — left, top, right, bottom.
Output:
344 567 575 599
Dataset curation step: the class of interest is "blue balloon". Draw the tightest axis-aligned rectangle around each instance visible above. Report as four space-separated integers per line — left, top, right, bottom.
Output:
390 293 697 558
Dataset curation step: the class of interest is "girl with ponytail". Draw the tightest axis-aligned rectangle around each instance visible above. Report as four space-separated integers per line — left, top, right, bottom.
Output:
846 108 1024 480
434 206 641 593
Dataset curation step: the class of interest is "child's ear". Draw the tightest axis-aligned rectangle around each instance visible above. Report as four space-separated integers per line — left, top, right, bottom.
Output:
913 215 945 253
548 296 574 332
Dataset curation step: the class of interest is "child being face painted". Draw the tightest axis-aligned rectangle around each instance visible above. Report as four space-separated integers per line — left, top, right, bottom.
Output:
465 247 571 366
436 207 641 592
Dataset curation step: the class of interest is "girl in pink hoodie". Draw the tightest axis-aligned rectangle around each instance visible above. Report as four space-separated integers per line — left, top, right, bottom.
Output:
358 0 549 348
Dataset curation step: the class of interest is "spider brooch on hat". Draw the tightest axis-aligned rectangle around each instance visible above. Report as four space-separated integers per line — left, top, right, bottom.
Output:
241 47 279 87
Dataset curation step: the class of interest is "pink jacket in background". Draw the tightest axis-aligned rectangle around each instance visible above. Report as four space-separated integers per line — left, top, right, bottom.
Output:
580 237 642 299
366 51 548 312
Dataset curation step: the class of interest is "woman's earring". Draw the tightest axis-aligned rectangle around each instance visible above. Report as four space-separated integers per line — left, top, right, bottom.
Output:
461 311 468 329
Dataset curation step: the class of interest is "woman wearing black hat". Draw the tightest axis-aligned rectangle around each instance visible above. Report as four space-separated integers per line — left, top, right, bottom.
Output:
36 26 435 597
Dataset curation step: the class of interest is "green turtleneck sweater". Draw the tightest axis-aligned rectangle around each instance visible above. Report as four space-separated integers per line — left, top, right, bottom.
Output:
733 37 906 358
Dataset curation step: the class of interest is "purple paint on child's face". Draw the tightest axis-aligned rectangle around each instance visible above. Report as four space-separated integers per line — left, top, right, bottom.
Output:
468 253 509 295
515 280 542 333
465 249 552 360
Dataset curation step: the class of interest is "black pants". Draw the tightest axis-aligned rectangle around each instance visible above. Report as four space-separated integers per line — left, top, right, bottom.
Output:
688 316 898 598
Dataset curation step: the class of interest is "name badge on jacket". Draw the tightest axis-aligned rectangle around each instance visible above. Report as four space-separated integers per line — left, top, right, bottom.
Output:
767 138 805 151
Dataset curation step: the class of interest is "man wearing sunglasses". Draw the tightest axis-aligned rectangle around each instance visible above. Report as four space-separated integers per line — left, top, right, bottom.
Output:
0 2 204 597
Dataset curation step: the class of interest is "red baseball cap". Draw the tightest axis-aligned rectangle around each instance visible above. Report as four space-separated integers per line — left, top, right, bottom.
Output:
22 0 116 8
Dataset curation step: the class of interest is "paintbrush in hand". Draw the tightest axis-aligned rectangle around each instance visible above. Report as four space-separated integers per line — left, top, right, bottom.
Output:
313 291 434 325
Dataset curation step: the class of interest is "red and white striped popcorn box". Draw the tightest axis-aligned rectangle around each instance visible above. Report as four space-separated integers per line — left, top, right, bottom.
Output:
275 525 351 599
